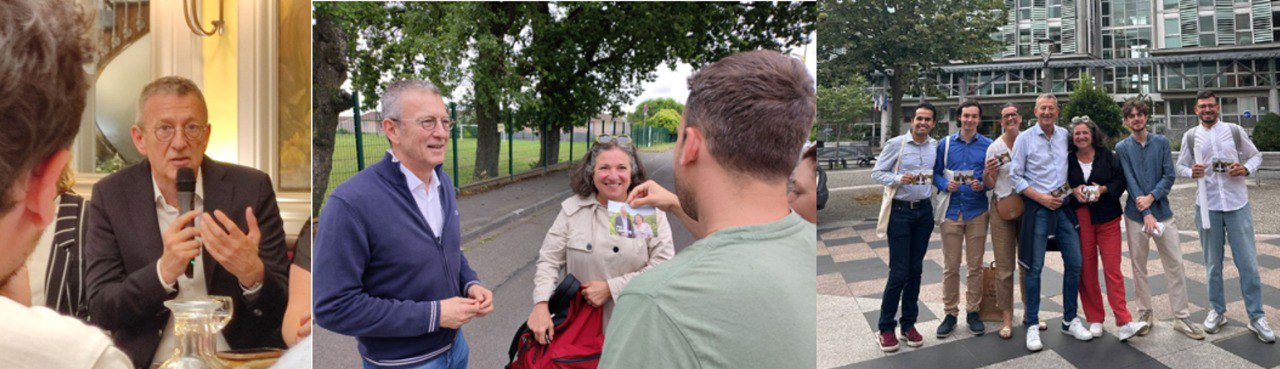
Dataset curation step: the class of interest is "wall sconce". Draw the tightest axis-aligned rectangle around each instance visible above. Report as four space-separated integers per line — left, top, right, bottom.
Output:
183 0 223 37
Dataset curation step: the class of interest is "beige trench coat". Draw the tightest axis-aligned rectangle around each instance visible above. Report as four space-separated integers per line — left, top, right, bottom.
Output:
532 195 675 328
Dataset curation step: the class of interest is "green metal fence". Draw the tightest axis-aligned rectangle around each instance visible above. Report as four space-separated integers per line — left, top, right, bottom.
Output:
630 124 673 147
321 92 602 206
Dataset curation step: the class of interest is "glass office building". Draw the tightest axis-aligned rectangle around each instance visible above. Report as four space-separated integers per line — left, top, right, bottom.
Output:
892 0 1280 140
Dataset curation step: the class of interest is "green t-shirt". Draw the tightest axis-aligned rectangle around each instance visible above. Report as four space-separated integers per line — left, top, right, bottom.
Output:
599 212 817 369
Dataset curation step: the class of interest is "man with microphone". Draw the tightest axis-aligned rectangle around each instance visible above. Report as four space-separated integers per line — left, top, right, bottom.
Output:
84 76 290 368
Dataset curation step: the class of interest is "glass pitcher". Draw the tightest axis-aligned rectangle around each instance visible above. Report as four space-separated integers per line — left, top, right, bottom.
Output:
157 296 233 369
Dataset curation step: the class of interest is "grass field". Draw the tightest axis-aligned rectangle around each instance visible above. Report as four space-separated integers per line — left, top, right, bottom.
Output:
323 133 593 200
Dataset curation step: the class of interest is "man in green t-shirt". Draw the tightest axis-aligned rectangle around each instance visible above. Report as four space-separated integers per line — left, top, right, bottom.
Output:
611 50 817 368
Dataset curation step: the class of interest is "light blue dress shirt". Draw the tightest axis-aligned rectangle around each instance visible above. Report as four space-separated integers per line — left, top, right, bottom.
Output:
1010 124 1070 195
872 134 938 202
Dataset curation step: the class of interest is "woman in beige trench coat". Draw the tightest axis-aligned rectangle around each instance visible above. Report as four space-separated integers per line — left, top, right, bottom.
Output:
525 136 675 345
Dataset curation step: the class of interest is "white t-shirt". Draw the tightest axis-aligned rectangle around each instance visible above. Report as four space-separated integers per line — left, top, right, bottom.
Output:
985 137 1016 198
0 297 131 369
1079 160 1093 181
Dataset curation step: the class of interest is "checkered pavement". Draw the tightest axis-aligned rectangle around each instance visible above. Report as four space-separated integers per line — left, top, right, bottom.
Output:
817 219 1280 369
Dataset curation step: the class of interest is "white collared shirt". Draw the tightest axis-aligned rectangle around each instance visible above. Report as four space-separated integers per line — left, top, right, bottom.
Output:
148 172 229 365
389 150 445 235
1176 122 1262 212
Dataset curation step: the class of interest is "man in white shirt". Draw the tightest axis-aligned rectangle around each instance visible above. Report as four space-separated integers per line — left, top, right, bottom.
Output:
1175 89 1271 342
0 0 131 367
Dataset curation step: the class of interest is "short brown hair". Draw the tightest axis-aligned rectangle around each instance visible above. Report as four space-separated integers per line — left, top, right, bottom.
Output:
1121 98 1150 117
136 76 208 127
0 0 93 214
683 50 816 181
569 141 649 198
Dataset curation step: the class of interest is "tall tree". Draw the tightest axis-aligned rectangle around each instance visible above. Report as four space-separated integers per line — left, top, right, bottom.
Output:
648 109 682 132
312 1 496 184
1060 73 1124 148
311 10 349 215
470 2 522 179
627 97 684 126
818 0 1005 141
814 74 875 142
516 2 817 166
315 2 815 182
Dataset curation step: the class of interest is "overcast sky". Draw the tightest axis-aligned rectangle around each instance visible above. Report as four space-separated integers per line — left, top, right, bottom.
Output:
624 33 817 112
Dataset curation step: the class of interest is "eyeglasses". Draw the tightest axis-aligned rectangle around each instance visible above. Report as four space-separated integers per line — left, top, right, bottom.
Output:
1001 113 1020 119
153 123 207 142
596 134 632 146
1196 103 1219 109
1070 115 1092 124
392 116 452 132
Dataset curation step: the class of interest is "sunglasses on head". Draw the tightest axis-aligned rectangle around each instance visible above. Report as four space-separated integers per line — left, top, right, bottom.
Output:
595 134 632 146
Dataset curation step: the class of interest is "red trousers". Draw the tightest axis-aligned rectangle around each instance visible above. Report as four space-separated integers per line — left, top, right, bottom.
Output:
1076 206 1131 326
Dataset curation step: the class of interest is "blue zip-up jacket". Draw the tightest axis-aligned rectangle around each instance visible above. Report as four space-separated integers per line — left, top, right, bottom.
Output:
314 152 479 368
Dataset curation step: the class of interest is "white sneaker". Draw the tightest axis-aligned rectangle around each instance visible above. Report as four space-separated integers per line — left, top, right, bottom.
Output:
1088 322 1103 338
1027 327 1043 351
1204 310 1226 334
1249 317 1276 343
1063 318 1093 341
1117 321 1148 341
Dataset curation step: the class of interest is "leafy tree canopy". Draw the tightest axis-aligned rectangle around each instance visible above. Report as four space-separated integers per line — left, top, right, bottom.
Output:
818 0 1005 139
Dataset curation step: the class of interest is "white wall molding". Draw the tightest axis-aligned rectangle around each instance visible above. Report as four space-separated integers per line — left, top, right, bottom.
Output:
150 0 202 85
237 0 279 177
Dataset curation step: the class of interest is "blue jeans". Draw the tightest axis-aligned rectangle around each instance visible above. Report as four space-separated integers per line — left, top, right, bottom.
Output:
1023 206 1082 326
1196 204 1265 321
363 333 469 369
878 202 934 332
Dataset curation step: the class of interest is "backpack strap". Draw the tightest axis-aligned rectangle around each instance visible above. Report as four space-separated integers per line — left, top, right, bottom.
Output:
1187 125 1196 164
1231 123 1244 154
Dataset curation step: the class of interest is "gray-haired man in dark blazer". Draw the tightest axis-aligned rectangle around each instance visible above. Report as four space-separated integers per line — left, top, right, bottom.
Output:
84 76 289 368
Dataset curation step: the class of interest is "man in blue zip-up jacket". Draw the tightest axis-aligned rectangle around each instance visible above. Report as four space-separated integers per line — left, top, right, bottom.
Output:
315 80 494 369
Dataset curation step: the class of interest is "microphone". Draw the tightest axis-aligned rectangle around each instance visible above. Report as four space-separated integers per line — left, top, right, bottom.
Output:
177 168 197 279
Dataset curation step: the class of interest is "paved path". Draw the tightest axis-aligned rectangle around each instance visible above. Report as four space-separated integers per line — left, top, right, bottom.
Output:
819 170 1280 369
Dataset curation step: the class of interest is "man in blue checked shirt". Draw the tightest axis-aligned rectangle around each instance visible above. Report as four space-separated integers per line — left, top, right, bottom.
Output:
870 102 938 352
932 99 992 339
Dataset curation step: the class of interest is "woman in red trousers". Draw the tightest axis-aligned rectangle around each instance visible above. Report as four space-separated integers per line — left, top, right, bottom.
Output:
1066 116 1148 341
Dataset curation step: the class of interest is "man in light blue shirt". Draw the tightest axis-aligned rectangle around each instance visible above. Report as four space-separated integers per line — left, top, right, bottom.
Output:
1009 94 1091 351
932 99 992 338
870 102 938 351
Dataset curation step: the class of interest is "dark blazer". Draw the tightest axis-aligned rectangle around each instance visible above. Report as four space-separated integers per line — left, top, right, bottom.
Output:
85 158 289 368
1066 149 1127 225
41 192 90 321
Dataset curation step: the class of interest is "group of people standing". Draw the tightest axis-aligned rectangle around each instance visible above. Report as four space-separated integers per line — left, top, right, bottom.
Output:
873 90 1270 353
